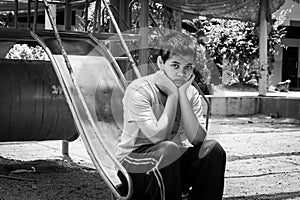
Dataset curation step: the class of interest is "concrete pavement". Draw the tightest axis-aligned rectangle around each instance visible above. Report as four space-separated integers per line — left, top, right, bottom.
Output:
0 115 299 199
208 115 300 199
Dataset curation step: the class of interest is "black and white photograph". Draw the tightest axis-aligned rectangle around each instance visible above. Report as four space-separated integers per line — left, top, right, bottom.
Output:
0 0 300 199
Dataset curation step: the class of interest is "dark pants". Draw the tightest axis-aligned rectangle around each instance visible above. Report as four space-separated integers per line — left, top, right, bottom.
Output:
118 140 226 200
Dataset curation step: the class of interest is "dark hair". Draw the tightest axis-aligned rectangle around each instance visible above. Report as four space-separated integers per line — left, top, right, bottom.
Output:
158 31 206 67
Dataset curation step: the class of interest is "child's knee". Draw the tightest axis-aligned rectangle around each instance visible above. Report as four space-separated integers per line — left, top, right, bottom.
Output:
198 140 226 160
159 141 180 156
157 141 181 168
211 142 226 160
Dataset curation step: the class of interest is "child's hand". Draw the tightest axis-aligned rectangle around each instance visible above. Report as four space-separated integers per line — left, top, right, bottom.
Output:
155 71 178 97
179 74 195 93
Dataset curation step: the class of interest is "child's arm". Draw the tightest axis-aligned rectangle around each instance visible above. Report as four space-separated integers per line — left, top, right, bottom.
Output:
178 74 207 145
137 93 177 143
133 71 178 143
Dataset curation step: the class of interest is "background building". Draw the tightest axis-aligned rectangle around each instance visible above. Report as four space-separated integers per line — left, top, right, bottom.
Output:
273 0 300 90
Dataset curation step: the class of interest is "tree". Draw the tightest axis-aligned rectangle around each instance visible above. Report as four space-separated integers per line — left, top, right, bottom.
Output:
81 0 288 89
192 9 289 87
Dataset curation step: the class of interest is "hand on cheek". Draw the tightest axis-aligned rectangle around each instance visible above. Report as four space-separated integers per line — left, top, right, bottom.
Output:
179 74 195 93
155 71 178 97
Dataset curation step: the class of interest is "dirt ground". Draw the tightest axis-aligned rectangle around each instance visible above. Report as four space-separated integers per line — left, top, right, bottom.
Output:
0 157 111 200
0 115 299 200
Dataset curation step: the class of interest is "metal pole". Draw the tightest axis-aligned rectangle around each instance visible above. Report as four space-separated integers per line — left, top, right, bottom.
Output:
98 0 104 32
40 3 134 197
139 0 149 76
33 0 39 32
27 0 31 28
119 0 130 31
84 0 89 31
102 0 141 78
62 141 69 156
101 2 105 31
64 0 71 31
93 0 100 33
14 0 18 28
43 0 70 156
98 0 102 31
258 0 268 96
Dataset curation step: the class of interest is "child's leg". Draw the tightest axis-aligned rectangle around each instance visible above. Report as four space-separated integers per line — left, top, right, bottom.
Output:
120 141 182 200
181 140 226 200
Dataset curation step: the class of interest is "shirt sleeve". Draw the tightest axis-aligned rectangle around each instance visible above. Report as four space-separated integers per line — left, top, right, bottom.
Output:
123 83 169 143
188 86 204 125
123 86 156 123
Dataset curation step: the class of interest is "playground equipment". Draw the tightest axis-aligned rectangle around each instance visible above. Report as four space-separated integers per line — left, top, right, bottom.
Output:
0 58 78 142
1 0 285 199
0 26 133 199
0 27 210 200
1 0 146 198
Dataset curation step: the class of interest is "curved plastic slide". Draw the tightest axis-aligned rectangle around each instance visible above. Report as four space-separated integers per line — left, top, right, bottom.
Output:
31 30 132 199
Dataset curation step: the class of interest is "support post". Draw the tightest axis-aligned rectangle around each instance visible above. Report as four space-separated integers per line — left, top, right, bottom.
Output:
62 0 71 155
119 0 130 31
14 0 18 28
139 0 149 76
258 0 268 96
102 0 141 78
62 141 69 156
109 0 119 33
64 0 72 31
84 0 89 31
33 0 39 32
27 0 31 28
93 0 100 33
44 0 68 156
98 0 102 31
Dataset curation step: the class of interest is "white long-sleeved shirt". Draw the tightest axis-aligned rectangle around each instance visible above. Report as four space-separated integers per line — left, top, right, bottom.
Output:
115 72 203 162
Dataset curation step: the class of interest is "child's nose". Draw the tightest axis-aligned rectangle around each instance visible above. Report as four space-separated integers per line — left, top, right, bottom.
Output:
176 68 186 77
177 68 185 76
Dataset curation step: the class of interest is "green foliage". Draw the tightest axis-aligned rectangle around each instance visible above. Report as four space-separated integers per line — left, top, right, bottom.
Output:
198 19 259 67
6 44 49 60
193 12 287 85
131 1 211 83
134 2 287 86
84 0 289 87
131 0 175 29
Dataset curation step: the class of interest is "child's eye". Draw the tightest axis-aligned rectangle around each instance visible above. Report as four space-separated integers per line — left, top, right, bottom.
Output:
185 65 194 70
171 64 179 69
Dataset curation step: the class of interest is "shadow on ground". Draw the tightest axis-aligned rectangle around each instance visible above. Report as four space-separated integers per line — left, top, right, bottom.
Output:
0 157 111 200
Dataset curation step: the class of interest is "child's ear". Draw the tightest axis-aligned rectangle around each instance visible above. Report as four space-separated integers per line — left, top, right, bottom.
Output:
156 56 163 69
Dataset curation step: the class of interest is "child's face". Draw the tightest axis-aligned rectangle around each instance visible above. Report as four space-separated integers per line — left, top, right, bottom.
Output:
159 54 195 87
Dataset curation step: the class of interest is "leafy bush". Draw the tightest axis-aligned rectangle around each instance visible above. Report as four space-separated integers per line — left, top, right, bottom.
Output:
192 11 288 86
5 44 49 60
